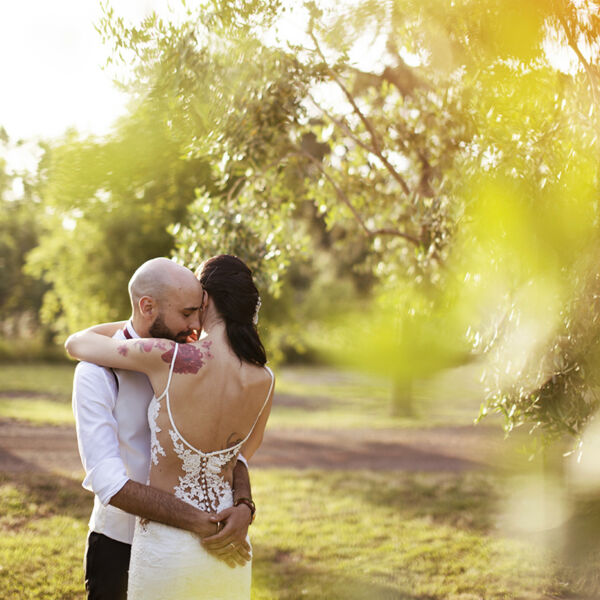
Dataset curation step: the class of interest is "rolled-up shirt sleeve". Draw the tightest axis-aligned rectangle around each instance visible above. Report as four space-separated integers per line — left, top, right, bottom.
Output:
72 362 129 506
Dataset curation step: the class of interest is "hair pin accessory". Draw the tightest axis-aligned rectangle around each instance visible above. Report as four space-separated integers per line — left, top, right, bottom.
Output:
253 297 262 325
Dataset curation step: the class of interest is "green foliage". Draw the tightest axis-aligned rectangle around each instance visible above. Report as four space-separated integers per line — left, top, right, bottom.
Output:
0 142 46 331
9 0 600 443
0 196 45 317
25 97 213 336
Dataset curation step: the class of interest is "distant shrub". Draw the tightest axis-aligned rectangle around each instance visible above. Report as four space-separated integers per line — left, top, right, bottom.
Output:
0 336 68 363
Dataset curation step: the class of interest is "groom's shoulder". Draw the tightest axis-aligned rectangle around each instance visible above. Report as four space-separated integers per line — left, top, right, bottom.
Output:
73 361 117 395
74 360 112 377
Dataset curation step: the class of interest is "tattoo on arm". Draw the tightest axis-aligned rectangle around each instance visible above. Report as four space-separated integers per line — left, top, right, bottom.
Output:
117 339 171 357
161 340 213 374
116 339 213 375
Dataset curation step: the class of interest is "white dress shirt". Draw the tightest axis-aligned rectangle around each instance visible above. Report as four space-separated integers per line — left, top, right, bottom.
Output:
72 321 248 545
73 322 153 544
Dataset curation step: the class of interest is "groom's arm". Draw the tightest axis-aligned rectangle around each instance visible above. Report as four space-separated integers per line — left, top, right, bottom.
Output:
108 481 219 538
110 455 254 540
232 457 253 504
110 464 253 549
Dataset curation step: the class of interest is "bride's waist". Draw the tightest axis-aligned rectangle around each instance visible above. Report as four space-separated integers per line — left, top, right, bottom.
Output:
133 519 251 555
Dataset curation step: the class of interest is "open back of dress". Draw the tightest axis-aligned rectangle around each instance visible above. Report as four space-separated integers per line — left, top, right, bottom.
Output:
127 343 274 600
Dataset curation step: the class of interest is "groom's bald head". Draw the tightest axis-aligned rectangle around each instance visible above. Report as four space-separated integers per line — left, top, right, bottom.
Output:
127 258 203 341
129 258 171 307
128 257 197 308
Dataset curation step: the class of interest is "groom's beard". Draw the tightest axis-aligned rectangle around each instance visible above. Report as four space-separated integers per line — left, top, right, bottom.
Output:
149 313 192 343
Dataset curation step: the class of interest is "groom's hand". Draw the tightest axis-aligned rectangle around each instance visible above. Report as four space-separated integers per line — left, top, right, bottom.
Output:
202 505 252 567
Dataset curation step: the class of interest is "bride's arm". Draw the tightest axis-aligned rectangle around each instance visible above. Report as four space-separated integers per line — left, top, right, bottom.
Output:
84 321 127 337
65 328 171 375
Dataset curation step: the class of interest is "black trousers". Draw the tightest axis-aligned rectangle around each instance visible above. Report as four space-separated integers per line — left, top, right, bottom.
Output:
84 531 132 600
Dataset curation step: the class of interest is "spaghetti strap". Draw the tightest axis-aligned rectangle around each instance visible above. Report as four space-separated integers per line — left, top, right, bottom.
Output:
241 366 275 444
155 343 179 401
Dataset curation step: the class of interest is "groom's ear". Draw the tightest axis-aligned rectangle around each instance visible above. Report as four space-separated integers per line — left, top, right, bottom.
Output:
139 295 157 318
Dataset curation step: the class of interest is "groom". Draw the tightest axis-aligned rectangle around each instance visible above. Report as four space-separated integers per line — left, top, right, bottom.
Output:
72 258 255 600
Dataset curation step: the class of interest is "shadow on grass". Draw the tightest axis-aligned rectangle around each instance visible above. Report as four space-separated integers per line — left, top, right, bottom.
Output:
0 390 71 402
276 470 499 534
256 434 483 471
0 470 92 527
273 392 335 410
0 467 499 537
253 545 435 600
352 471 498 532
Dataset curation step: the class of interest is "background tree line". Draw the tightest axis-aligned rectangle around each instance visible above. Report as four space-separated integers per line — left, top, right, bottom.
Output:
2 0 600 446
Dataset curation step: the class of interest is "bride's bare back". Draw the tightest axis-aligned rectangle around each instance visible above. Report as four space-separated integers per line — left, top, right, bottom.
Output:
146 334 274 508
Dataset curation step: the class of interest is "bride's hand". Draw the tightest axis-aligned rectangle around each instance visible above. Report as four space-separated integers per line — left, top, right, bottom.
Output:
202 506 252 568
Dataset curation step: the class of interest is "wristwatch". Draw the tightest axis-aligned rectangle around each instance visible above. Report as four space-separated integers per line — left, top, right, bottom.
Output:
234 497 256 524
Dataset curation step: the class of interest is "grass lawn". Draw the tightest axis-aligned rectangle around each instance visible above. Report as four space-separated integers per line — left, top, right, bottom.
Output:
0 397 74 425
0 363 485 429
0 362 554 598
0 362 77 425
0 363 75 397
0 469 558 600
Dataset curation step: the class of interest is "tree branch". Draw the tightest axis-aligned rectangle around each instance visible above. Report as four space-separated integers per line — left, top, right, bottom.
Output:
307 92 382 160
556 12 599 107
227 175 246 202
308 30 412 196
295 149 421 246
225 154 293 202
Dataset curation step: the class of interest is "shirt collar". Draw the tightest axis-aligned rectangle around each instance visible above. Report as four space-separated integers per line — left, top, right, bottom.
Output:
125 321 141 339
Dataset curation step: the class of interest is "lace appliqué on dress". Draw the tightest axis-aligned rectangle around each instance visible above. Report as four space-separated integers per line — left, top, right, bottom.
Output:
148 397 166 466
169 429 239 513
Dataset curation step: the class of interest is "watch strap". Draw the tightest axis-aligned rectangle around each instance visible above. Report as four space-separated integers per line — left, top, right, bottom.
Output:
234 497 256 524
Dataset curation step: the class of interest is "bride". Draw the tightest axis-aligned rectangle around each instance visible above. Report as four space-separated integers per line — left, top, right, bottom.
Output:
66 254 274 599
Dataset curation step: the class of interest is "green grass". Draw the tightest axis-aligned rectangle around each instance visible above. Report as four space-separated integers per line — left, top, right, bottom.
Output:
0 470 559 600
251 470 557 600
0 362 567 597
0 363 75 397
0 362 76 425
0 473 90 599
261 365 494 429
0 398 74 425
269 366 407 429
0 363 489 429
0 363 412 428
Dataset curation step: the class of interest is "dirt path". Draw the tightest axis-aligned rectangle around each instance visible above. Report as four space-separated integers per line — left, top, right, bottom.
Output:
0 419 504 476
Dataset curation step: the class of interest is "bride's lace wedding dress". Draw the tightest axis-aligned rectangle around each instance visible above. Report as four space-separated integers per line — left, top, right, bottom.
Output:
127 344 274 600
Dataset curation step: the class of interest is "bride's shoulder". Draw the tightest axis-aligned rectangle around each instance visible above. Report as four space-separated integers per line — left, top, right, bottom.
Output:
169 339 215 375
243 362 275 389
260 364 275 382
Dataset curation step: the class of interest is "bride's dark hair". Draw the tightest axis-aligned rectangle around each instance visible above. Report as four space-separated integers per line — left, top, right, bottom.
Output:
197 255 267 366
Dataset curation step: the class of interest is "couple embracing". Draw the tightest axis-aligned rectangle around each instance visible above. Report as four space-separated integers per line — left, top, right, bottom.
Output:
66 254 274 599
